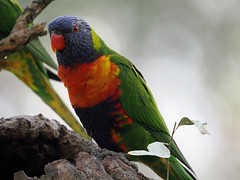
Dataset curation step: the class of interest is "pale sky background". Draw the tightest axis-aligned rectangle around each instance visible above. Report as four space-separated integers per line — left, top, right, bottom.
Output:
1 0 240 179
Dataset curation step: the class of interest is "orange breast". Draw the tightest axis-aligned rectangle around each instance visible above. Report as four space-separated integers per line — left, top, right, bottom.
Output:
58 56 121 108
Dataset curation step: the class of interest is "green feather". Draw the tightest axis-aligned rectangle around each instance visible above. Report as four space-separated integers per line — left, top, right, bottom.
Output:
90 22 195 178
110 54 195 178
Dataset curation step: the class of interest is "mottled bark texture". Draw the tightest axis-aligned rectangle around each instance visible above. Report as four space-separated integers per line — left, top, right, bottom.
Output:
0 114 150 180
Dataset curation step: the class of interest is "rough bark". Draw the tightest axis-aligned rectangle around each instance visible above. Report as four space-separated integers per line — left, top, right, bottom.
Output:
0 0 54 59
0 114 150 180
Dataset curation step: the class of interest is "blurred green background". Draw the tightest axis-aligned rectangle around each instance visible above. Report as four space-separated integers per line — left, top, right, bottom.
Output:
1 0 240 179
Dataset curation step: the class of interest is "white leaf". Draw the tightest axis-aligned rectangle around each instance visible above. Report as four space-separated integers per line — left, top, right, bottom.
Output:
191 120 211 135
147 142 170 158
128 150 154 156
128 142 170 158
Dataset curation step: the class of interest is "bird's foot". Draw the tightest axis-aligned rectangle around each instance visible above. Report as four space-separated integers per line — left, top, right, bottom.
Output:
93 148 138 171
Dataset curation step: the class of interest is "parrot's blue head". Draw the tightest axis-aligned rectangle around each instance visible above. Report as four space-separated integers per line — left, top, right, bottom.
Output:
48 15 100 66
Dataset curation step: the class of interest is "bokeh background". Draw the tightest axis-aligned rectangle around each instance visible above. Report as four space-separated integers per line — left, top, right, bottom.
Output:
1 0 240 179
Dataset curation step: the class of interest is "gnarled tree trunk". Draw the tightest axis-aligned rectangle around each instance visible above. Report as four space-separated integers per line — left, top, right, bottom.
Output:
0 114 149 180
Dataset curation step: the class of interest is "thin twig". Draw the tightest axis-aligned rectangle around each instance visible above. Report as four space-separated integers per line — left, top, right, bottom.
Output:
167 122 177 180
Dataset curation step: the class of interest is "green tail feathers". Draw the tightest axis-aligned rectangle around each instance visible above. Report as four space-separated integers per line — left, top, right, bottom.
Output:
130 155 196 180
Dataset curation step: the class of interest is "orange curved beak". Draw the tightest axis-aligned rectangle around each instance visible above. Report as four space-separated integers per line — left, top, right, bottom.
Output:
51 33 66 53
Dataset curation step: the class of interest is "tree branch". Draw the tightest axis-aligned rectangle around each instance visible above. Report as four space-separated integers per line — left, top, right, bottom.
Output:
0 115 149 180
0 0 54 59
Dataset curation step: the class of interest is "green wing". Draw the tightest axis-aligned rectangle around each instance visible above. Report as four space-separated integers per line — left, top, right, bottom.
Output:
110 54 194 174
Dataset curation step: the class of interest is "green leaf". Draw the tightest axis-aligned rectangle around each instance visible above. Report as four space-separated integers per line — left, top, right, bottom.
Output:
128 142 170 158
25 39 58 70
178 117 210 135
178 117 194 127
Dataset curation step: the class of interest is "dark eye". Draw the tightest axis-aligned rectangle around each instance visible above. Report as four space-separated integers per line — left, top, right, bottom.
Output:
73 26 79 33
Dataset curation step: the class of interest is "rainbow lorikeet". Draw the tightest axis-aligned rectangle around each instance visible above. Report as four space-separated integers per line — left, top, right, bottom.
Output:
48 15 196 180
0 1 89 139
